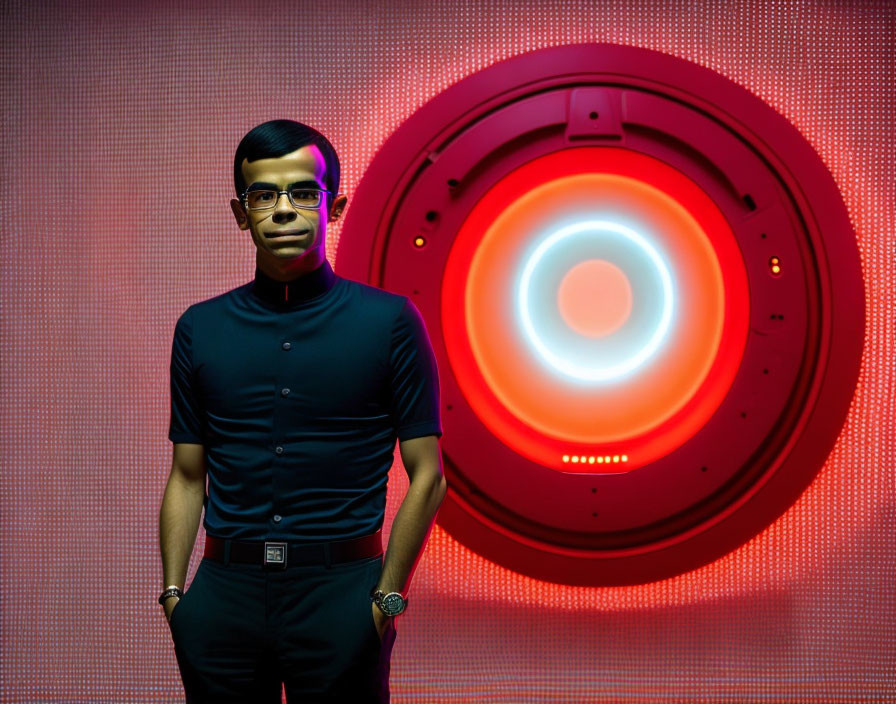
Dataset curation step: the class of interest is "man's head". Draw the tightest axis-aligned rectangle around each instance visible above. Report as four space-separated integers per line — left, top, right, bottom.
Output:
230 119 347 278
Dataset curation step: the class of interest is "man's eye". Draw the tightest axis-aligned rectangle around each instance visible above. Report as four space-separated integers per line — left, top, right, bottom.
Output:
257 192 275 201
291 190 316 199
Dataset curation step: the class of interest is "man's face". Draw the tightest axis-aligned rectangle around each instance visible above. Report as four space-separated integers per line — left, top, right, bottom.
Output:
230 145 344 273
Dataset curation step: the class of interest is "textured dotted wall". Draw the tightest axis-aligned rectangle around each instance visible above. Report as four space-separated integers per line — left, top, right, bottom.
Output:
1 1 893 701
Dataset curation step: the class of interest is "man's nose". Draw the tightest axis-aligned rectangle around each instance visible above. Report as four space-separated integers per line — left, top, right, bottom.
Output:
272 193 297 223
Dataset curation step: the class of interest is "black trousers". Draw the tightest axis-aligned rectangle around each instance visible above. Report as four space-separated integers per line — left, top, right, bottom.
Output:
168 552 396 703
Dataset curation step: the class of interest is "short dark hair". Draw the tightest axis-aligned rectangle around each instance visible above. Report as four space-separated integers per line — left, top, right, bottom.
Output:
233 119 341 208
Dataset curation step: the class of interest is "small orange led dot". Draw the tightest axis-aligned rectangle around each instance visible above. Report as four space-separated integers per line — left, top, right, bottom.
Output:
571 456 579 463
588 457 595 463
414 236 426 247
613 455 620 462
562 455 570 462
621 454 628 461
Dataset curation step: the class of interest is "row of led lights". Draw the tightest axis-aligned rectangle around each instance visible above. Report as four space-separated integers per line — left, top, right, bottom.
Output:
562 454 629 464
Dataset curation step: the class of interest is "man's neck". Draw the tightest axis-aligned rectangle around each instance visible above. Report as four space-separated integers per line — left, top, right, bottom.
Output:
251 254 336 308
256 250 325 282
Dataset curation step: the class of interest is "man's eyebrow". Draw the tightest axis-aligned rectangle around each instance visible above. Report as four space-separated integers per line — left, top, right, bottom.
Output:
245 179 323 191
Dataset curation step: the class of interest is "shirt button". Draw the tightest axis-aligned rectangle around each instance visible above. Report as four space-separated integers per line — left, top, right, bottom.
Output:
281 388 290 397
275 446 284 455
272 514 282 523
282 342 291 350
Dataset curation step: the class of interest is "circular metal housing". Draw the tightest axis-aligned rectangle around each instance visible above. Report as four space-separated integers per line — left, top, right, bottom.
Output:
336 44 864 585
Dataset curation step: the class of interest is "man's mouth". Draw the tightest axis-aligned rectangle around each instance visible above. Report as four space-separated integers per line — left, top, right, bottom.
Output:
268 230 310 239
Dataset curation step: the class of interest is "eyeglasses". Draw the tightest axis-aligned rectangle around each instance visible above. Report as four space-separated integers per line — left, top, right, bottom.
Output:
241 187 330 211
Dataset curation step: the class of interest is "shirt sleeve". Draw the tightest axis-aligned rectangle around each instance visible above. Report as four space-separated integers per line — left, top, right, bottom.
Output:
168 307 206 445
388 297 443 441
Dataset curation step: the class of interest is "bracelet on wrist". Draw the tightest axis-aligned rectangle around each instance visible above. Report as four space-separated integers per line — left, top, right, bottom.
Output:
158 586 183 605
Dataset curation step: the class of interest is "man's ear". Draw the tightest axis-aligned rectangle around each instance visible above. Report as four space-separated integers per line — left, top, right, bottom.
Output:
230 198 249 230
328 193 348 223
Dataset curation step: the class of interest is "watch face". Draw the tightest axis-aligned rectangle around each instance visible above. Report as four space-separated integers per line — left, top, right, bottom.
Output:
382 592 405 615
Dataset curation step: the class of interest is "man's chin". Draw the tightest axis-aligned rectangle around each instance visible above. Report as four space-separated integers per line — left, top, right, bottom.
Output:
261 240 313 258
268 246 309 258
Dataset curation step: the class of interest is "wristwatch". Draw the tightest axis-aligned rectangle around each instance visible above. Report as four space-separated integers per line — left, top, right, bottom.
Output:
370 587 408 616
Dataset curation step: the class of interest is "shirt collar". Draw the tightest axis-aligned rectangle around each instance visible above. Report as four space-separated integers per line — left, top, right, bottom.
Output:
250 258 337 308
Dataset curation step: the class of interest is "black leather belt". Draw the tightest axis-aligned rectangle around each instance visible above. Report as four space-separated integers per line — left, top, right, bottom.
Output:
204 530 382 569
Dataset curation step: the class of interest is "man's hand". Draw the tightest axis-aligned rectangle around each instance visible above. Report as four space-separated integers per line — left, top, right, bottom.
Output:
371 601 391 641
163 596 180 624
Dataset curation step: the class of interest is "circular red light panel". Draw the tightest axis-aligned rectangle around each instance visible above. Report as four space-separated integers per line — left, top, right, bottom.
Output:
442 147 749 472
336 44 864 585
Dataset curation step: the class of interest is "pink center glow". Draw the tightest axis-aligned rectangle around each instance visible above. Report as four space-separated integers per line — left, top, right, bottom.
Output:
557 258 633 338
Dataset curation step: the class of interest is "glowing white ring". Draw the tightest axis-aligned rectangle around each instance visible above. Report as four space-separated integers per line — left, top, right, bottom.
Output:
517 220 675 382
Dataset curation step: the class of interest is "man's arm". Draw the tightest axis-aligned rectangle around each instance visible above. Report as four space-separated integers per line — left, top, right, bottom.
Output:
158 442 206 621
374 434 447 604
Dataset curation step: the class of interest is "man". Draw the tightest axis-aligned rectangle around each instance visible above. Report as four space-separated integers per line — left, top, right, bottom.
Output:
158 119 447 703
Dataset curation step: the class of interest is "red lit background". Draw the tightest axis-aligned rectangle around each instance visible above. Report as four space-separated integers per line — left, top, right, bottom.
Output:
1 1 893 702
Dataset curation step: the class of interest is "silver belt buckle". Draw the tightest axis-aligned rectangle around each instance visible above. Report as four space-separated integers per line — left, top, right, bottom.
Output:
264 541 287 568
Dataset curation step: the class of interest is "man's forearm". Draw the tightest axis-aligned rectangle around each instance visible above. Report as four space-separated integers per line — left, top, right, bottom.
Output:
159 474 205 589
376 469 447 596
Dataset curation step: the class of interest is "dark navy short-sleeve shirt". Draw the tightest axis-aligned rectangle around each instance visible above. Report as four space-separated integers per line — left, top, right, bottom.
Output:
168 258 443 541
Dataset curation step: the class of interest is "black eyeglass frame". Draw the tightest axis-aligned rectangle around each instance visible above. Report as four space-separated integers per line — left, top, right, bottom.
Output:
239 187 332 211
